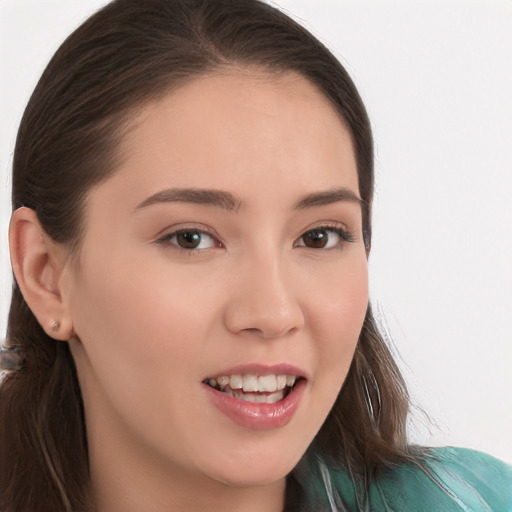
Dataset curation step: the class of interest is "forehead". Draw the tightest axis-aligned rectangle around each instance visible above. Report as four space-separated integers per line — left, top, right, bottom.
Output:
96 70 359 211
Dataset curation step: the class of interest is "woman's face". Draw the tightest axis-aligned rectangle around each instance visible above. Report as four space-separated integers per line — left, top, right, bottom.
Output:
64 71 368 491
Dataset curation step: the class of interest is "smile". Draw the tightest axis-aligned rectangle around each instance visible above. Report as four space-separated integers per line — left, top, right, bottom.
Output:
202 368 307 429
203 374 301 404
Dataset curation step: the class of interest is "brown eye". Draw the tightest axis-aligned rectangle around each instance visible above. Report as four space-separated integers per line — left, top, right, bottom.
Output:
296 227 353 250
302 229 329 249
159 229 218 250
176 231 203 249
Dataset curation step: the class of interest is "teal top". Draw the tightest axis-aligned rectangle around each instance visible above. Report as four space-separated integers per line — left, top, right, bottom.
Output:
292 447 512 511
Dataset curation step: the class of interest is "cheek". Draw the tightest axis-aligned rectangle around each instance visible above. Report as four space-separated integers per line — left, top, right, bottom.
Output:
310 257 368 392
67 255 224 463
73 249 211 337
313 255 368 333
68 254 218 404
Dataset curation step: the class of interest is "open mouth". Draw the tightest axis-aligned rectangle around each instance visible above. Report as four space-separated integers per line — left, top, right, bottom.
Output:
203 374 304 404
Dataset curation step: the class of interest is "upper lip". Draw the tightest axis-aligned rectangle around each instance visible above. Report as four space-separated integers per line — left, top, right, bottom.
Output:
204 363 309 380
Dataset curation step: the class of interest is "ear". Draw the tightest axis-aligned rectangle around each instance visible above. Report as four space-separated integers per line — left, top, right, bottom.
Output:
9 207 75 341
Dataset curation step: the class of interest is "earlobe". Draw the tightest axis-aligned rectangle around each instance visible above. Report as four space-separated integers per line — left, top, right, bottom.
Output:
9 207 75 341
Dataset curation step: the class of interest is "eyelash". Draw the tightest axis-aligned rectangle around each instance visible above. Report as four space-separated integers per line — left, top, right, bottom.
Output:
156 224 354 253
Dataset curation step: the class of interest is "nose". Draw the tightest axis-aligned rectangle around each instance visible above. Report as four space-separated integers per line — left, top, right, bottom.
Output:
223 257 305 339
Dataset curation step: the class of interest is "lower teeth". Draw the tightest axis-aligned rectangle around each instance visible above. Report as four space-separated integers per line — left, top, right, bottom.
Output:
225 388 285 404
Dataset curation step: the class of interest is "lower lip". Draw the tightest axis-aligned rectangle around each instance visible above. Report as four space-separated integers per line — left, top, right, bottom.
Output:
203 380 306 430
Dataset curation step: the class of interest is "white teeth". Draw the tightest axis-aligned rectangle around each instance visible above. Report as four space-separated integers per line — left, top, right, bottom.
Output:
277 375 287 390
267 391 284 403
232 389 285 403
258 375 277 392
286 375 296 387
208 373 299 393
242 374 259 392
229 374 243 390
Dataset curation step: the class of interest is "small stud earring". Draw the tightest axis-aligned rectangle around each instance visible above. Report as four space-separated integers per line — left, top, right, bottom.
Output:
51 320 61 332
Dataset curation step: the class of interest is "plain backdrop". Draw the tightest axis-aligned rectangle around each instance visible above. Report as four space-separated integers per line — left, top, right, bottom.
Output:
1 0 511 462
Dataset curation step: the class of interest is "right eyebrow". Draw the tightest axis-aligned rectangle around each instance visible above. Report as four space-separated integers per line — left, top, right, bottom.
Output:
293 187 365 210
135 188 243 212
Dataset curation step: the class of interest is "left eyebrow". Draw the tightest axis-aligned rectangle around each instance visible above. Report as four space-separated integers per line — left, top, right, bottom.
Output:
135 188 242 212
294 188 365 210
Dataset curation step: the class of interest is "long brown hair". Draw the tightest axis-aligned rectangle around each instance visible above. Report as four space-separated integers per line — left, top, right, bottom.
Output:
1 1 416 510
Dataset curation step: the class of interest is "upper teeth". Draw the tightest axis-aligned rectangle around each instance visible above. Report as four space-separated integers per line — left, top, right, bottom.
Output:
207 374 297 393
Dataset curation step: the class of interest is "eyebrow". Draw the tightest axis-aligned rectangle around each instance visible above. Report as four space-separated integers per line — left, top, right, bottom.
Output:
135 187 364 212
293 188 365 210
135 188 242 212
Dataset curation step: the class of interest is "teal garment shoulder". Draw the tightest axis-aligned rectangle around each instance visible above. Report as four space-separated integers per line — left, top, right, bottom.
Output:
296 447 512 511
364 447 512 512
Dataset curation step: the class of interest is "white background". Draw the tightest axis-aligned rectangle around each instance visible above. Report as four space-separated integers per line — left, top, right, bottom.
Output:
1 0 511 462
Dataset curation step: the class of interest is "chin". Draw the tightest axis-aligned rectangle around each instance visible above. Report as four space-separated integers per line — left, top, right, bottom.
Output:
215 471 288 489
204 455 298 489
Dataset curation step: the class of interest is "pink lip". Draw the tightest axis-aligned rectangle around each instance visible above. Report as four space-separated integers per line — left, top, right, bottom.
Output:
203 379 306 430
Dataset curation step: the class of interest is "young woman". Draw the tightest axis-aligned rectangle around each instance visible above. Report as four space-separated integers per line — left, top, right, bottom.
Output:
1 0 510 510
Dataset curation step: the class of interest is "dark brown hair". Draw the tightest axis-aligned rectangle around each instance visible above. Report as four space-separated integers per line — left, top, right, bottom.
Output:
1 1 416 510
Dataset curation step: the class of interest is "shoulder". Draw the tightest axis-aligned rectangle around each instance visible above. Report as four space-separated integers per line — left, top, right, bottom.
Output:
369 447 512 512
297 447 511 511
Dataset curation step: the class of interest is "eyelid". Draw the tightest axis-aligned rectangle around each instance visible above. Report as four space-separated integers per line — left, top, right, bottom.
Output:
302 221 353 237
153 222 221 240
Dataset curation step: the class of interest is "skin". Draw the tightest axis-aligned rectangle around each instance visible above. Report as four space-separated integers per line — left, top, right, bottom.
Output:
11 70 369 512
